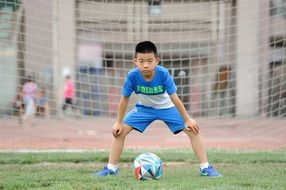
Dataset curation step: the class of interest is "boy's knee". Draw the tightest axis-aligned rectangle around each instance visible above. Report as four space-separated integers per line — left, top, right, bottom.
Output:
113 132 128 140
113 127 132 139
183 128 197 137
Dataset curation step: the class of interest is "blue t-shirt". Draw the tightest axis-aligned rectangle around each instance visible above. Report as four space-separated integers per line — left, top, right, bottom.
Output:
121 65 177 109
37 96 48 107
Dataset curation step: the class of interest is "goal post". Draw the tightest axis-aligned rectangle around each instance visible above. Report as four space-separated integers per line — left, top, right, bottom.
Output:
0 0 285 121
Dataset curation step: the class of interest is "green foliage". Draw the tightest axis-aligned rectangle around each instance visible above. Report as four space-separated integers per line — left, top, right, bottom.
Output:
0 150 285 190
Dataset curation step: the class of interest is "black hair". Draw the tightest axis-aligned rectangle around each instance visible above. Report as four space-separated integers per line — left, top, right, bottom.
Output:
135 41 158 56
27 75 33 82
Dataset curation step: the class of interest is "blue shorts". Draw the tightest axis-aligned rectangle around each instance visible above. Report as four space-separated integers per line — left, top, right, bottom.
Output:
123 105 185 134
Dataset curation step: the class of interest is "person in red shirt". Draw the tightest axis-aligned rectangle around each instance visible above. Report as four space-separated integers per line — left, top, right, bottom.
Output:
62 75 80 118
62 75 74 110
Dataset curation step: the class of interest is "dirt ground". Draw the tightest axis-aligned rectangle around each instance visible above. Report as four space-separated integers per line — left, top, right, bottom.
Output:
0 117 286 151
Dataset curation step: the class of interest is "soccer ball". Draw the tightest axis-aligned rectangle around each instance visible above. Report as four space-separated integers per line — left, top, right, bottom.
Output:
134 152 163 180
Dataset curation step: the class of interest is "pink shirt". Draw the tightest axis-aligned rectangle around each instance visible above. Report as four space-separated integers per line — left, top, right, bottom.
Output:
64 79 74 98
22 82 37 99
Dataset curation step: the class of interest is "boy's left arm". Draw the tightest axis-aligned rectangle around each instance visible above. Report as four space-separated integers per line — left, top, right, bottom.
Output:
170 93 199 135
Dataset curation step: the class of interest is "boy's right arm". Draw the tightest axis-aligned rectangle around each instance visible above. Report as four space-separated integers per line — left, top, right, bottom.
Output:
112 96 129 137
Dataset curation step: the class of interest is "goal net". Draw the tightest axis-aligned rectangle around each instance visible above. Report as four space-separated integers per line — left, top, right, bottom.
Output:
0 0 285 150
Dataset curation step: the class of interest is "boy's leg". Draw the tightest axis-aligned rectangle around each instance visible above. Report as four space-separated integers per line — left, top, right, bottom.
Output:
183 128 207 163
108 124 133 165
108 106 155 165
183 128 221 177
94 106 154 176
158 107 208 164
92 124 133 176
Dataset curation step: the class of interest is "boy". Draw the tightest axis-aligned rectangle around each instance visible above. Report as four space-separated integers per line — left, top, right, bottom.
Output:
93 41 221 177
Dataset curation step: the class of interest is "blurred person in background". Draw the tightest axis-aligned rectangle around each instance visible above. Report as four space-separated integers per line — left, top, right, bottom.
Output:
22 76 37 126
36 89 49 118
62 75 80 118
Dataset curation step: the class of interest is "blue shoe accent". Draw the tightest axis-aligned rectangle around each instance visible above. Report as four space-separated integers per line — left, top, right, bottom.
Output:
200 165 222 177
92 166 118 177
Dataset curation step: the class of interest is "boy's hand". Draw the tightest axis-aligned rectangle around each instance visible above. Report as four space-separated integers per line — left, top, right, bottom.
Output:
112 122 124 137
185 118 199 135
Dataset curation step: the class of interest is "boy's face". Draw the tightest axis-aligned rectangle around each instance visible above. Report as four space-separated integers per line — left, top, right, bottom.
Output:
134 53 159 80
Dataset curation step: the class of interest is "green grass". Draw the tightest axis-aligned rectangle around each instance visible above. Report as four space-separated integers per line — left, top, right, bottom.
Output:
0 150 285 190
